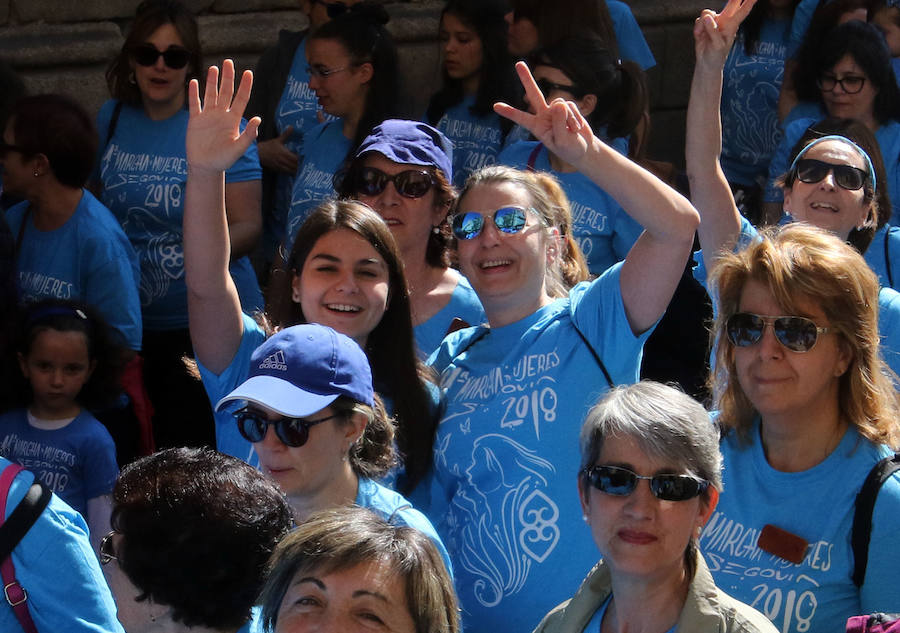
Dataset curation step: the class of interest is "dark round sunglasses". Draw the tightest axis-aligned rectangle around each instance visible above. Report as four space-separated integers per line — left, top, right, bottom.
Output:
131 43 191 70
536 78 585 99
793 158 867 191
345 166 435 199
234 408 343 447
450 206 536 240
583 465 710 502
725 312 831 353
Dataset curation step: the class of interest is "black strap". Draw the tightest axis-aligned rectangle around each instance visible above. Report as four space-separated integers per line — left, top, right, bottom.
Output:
851 452 900 587
885 228 894 289
13 207 28 262
104 100 123 151
526 143 543 172
0 481 51 562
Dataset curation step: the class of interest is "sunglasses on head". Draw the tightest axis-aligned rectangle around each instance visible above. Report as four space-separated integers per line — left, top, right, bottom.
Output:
725 312 831 353
131 43 191 69
234 408 343 447
583 465 710 502
349 166 435 199
450 206 538 240
536 78 584 99
99 531 118 566
793 158 867 191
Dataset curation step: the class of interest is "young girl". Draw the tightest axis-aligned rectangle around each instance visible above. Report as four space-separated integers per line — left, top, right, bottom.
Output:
0 299 120 551
426 0 517 187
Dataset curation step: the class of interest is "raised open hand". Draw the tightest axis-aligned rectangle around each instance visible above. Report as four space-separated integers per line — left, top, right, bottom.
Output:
693 0 757 68
187 59 260 173
494 62 596 168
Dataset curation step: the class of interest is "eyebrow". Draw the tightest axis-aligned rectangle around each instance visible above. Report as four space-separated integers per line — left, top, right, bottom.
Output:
292 577 326 590
352 589 391 603
309 253 384 267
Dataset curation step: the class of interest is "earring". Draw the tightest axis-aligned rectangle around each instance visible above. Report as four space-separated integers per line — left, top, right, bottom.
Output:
32 170 39 177
128 71 137 85
432 226 441 235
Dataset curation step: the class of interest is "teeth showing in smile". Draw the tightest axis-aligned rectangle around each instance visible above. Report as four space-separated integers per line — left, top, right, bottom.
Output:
327 304 361 313
810 202 838 212
481 259 511 269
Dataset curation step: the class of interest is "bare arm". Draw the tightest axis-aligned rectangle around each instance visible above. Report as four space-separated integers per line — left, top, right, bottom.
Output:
224 179 262 259
685 0 757 274
87 494 112 557
184 61 261 373
495 62 700 335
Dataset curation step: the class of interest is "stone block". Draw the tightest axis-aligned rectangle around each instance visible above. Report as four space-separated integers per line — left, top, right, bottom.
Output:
657 22 695 110
396 39 441 117
21 65 111 117
13 0 142 23
642 24 665 109
0 22 123 68
630 0 709 25
385 1 441 42
212 0 298 13
199 11 306 56
0 0 9 26
646 108 686 168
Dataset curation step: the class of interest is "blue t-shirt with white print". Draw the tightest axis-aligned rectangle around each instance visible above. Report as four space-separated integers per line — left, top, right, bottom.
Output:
6 190 142 350
700 422 900 633
499 141 643 275
413 273 485 360
434 95 504 188
287 120 350 249
427 263 652 633
95 100 263 330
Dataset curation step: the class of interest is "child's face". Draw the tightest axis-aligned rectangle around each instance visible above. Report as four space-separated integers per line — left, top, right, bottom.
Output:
873 8 900 57
18 329 95 418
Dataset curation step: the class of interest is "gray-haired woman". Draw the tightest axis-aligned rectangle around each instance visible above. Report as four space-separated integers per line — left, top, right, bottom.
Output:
533 381 776 633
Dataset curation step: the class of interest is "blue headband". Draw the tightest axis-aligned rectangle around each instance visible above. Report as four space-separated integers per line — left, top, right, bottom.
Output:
787 134 877 193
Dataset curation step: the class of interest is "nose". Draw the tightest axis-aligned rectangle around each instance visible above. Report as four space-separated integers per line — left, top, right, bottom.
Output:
622 479 656 518
756 322 785 359
504 10 514 25
258 424 284 450
309 73 322 91
334 268 360 293
477 215 502 247
50 368 65 387
819 169 837 190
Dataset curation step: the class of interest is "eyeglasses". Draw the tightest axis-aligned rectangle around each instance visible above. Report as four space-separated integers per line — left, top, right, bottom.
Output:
234 408 344 447
536 78 583 98
348 167 435 199
725 312 831 353
583 465 710 502
311 0 349 18
306 65 351 79
816 74 866 95
450 206 539 240
131 43 191 69
793 158 867 191
99 531 118 565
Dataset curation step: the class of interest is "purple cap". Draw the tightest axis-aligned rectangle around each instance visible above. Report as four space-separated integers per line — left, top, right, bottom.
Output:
215 324 374 417
356 119 454 182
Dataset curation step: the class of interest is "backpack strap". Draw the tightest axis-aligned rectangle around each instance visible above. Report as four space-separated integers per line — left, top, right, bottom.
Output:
0 463 51 633
851 452 900 587
526 143 543 172
885 228 894 290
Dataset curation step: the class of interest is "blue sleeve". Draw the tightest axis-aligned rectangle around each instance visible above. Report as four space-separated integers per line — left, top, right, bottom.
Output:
4 465 124 633
568 263 653 384
787 0 821 58
80 417 119 500
607 0 656 70
860 471 900 611
224 119 263 183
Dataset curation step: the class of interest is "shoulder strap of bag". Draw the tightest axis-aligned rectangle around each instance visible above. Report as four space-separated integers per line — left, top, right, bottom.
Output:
884 228 894 289
851 452 900 587
0 463 51 633
526 143 543 172
104 100 123 151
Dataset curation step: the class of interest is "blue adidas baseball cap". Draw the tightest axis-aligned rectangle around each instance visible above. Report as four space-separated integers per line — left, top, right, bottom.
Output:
215 324 374 417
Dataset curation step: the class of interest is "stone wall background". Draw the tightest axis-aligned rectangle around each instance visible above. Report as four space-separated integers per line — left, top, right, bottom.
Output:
0 0 709 168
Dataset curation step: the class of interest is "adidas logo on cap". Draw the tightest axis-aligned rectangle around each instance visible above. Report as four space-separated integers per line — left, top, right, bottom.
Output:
259 350 288 371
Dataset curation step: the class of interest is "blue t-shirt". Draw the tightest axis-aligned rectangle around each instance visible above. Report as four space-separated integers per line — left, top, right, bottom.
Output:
764 113 900 220
608 0 656 70
427 264 652 633
95 100 263 330
720 18 791 187
0 459 124 633
499 141 643 275
865 223 900 291
0 409 118 518
413 273 485 360
287 121 351 249
434 95 505 188
700 423 900 633
6 190 142 350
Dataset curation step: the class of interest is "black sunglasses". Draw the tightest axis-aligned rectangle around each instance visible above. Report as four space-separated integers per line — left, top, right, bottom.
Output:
536 78 584 99
583 465 710 502
347 166 435 199
235 408 343 447
725 312 831 353
131 43 191 69
312 0 349 18
793 158 867 191
99 531 118 566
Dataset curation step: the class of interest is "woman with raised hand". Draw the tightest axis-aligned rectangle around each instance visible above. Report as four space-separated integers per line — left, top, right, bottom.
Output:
185 62 437 498
427 61 699 633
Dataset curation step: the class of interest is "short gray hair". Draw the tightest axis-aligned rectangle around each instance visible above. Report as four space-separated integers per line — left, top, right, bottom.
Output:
579 381 722 492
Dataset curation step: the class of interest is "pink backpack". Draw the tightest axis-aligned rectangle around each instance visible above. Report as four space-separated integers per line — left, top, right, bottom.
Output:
847 614 900 633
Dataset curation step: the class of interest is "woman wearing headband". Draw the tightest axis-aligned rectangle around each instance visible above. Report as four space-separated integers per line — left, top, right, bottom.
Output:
532 381 776 633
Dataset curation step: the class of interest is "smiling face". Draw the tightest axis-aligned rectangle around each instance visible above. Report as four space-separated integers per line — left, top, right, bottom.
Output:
274 560 416 633
291 228 390 346
306 37 371 120
782 139 871 240
578 434 716 584
819 54 878 126
456 181 554 325
440 12 484 91
355 154 446 260
732 279 850 425
131 22 190 119
18 329 94 419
